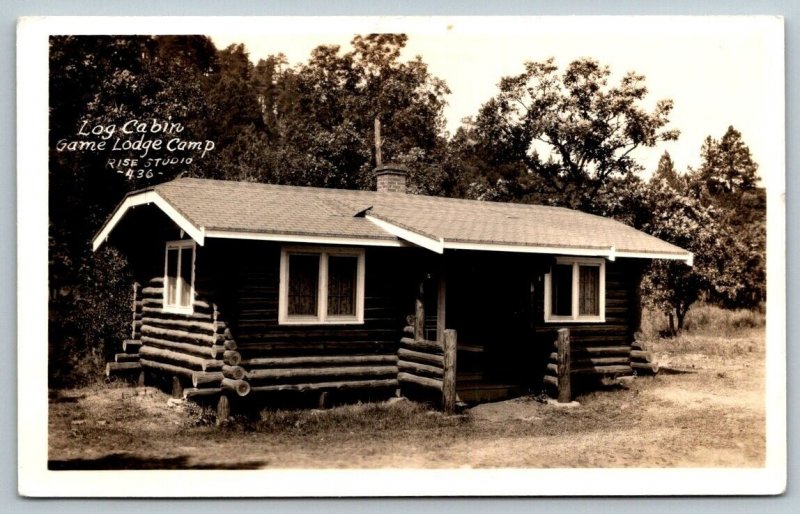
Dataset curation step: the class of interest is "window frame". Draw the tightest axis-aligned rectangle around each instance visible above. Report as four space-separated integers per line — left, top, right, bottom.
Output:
544 256 606 323
278 246 365 325
162 239 196 315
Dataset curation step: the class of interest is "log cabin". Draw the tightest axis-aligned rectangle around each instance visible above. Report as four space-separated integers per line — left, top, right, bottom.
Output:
94 165 692 414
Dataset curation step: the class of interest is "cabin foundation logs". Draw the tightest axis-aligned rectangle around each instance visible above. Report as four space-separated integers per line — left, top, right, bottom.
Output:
543 328 636 401
630 341 659 374
244 354 400 396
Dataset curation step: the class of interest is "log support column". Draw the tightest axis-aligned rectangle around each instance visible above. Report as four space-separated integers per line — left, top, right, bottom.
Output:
556 328 571 403
442 329 457 414
414 283 425 342
216 394 231 426
436 265 446 345
171 376 184 399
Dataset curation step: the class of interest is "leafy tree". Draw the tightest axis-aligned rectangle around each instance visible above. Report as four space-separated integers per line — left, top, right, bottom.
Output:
640 127 766 332
464 57 679 211
268 34 451 192
652 151 684 191
696 126 759 197
199 44 274 181
686 126 765 308
640 175 721 333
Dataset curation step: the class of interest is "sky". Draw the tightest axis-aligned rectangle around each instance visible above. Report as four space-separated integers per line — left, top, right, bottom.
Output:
210 16 784 188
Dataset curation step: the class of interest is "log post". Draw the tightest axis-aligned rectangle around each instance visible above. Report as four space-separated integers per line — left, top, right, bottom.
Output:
216 394 230 426
631 265 644 336
131 282 141 340
436 267 446 344
171 376 184 399
556 328 571 403
414 296 425 342
442 329 457 414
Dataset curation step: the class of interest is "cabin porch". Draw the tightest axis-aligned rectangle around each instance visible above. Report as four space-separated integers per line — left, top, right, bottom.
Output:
402 250 644 408
400 251 544 407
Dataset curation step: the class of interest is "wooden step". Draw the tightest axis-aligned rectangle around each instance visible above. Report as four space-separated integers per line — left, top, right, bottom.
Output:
105 361 141 377
458 344 486 354
546 364 634 376
580 346 630 354
456 383 520 403
456 371 485 382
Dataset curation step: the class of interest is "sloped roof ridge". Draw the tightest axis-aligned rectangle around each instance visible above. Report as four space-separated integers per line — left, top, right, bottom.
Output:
162 177 581 212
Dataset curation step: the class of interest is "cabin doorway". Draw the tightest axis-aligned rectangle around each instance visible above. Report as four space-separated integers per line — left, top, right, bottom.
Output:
442 252 536 403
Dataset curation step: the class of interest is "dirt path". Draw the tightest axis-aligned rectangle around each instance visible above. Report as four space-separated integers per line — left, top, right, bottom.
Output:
49 335 765 469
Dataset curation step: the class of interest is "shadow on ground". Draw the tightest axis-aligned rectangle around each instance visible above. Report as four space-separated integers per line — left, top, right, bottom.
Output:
49 453 268 470
657 367 697 375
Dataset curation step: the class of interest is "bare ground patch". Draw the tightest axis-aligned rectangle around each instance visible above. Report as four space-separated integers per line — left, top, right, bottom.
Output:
48 329 765 469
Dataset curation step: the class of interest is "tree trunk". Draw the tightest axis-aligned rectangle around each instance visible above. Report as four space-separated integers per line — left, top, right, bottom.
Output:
676 307 687 331
668 311 676 336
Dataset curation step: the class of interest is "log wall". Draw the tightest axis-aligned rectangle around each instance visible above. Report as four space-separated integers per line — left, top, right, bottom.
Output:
136 276 239 398
195 241 419 399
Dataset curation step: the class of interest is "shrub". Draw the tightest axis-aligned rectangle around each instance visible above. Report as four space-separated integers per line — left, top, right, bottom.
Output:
682 303 765 335
49 246 132 388
641 302 764 341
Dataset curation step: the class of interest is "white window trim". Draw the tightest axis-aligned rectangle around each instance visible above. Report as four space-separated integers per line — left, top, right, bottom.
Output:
278 246 365 325
163 239 196 315
544 256 605 323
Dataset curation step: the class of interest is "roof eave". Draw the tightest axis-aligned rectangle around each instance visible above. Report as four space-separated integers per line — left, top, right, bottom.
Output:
203 229 407 248
444 240 691 264
91 190 206 251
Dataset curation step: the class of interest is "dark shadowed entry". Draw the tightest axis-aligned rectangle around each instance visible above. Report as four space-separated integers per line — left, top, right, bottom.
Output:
443 251 537 403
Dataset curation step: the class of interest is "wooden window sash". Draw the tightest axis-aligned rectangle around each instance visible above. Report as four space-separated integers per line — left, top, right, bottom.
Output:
545 257 605 323
279 247 365 325
163 239 195 314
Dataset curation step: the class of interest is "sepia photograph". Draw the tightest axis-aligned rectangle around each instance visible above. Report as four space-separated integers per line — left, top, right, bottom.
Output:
17 15 785 496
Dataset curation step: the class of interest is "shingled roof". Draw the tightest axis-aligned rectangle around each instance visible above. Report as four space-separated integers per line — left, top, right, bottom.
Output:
93 178 692 263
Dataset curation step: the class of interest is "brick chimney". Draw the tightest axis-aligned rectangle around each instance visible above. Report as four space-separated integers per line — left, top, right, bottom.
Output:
374 164 408 193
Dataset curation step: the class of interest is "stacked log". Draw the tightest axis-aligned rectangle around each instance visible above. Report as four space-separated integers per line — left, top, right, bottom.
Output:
136 278 241 400
105 282 143 379
398 301 443 388
543 335 634 394
629 341 659 374
105 361 141 377
396 299 458 412
246 354 399 394
397 333 444 391
132 281 143 340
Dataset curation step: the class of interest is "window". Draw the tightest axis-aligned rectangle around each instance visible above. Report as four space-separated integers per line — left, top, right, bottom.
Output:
164 240 195 313
279 247 365 324
544 257 605 322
